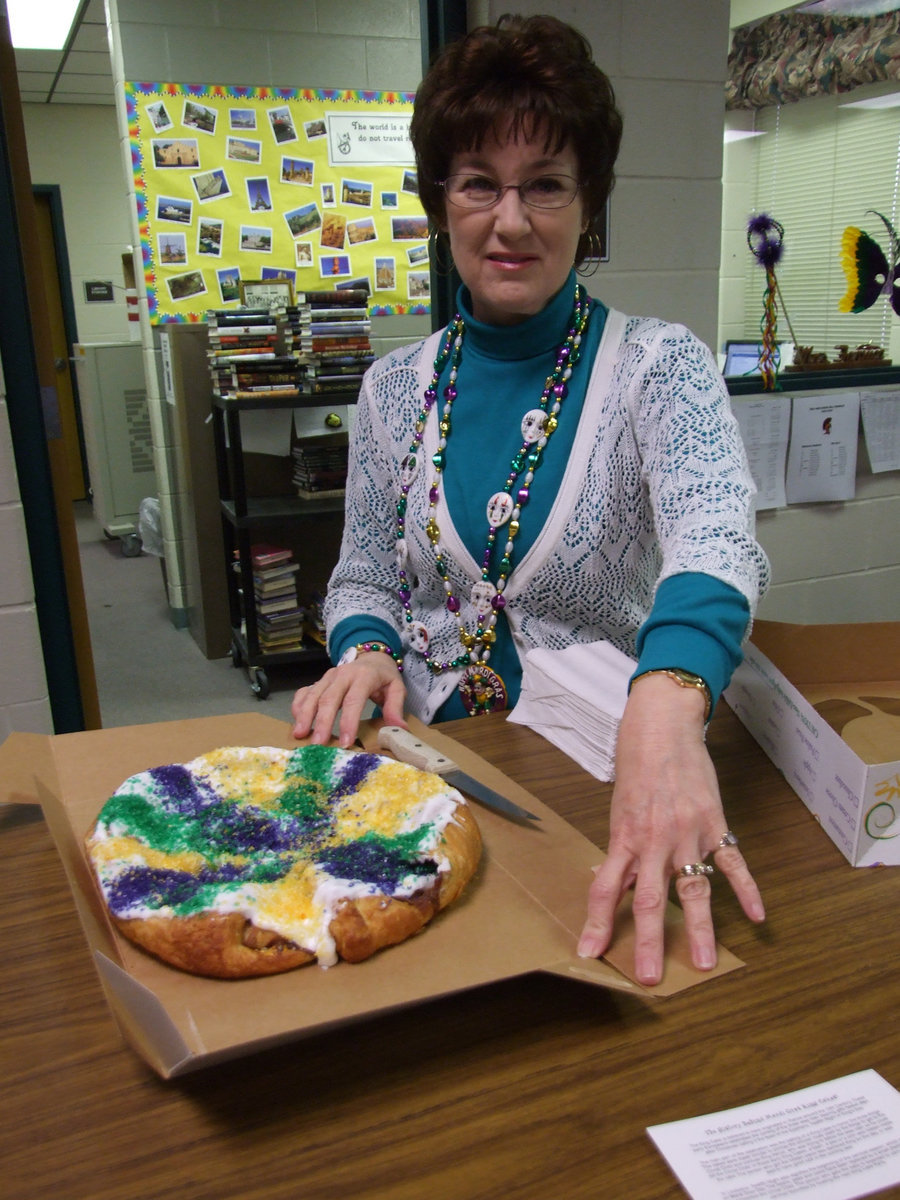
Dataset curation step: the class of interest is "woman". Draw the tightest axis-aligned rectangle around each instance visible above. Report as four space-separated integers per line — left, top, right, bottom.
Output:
292 14 769 986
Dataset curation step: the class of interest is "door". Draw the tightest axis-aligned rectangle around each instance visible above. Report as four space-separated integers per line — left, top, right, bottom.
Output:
33 188 87 500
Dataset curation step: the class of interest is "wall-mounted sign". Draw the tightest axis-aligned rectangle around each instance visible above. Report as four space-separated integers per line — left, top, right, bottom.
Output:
125 81 429 323
84 280 115 303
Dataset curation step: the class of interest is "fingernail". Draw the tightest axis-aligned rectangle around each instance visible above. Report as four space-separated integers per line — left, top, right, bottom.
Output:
577 935 603 958
636 959 661 986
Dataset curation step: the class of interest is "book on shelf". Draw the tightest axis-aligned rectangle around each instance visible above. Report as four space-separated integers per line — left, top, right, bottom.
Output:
256 596 301 617
289 289 369 307
209 351 282 363
208 322 279 336
295 379 362 395
232 388 300 399
296 320 371 337
251 543 293 569
289 307 369 321
208 337 279 350
209 308 274 319
298 362 369 376
254 562 299 579
254 576 298 598
257 636 306 653
290 336 372 353
232 374 299 387
297 351 375 365
258 607 305 628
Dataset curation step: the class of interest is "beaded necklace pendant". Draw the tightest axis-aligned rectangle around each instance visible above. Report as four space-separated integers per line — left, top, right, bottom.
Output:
395 280 591 709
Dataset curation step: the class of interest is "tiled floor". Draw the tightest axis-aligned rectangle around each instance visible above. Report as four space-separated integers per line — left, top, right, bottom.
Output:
75 501 308 729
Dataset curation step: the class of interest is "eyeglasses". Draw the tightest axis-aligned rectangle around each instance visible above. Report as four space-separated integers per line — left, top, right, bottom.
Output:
440 173 582 211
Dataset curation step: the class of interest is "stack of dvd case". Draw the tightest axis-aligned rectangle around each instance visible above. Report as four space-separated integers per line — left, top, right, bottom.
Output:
250 543 305 652
291 433 349 498
207 308 300 399
282 289 375 396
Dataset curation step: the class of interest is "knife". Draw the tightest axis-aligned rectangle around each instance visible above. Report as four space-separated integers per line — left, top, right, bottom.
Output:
376 725 541 821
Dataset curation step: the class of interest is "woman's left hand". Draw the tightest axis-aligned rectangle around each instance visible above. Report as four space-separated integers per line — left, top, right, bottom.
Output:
577 673 765 986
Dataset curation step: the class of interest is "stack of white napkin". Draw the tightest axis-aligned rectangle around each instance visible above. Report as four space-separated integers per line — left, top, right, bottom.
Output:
507 640 636 781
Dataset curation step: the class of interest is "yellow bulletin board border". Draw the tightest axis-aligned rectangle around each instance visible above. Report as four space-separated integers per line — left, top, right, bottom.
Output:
125 81 431 323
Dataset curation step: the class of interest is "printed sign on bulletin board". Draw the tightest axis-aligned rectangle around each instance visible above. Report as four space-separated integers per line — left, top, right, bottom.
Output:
124 82 430 323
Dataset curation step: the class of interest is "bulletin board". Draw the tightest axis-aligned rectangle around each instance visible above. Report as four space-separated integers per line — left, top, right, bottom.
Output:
124 81 431 323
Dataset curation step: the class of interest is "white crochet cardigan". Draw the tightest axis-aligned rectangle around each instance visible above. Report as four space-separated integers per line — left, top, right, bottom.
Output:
325 308 770 722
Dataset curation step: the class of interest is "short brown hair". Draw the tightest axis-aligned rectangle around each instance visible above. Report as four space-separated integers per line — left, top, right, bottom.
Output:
410 14 623 262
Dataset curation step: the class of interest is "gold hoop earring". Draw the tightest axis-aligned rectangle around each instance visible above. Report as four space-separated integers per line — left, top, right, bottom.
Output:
429 228 455 277
576 227 603 277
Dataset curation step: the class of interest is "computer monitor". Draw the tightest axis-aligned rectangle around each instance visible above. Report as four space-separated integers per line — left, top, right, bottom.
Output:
723 340 768 377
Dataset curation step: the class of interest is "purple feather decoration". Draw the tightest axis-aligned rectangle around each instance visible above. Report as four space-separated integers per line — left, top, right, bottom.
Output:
747 213 785 269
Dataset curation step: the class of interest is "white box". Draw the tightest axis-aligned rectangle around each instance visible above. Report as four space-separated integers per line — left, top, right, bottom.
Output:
725 620 900 868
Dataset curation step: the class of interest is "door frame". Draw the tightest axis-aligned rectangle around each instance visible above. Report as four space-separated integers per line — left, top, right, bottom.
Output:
33 183 89 491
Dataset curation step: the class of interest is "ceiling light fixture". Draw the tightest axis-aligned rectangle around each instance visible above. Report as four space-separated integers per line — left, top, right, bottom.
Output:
7 0 81 50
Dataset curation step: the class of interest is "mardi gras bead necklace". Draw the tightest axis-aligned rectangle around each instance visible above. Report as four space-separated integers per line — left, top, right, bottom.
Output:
394 280 591 713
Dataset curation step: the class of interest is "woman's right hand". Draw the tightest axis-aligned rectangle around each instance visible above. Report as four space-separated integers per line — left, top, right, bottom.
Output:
291 654 407 748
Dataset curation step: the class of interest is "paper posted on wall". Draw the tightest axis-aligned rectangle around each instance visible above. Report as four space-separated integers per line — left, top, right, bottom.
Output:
507 640 636 781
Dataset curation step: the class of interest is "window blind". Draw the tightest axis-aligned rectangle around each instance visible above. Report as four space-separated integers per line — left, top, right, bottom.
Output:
744 97 899 357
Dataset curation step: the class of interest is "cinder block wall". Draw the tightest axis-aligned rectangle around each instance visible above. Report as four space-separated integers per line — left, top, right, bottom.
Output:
0 359 53 739
753 425 900 624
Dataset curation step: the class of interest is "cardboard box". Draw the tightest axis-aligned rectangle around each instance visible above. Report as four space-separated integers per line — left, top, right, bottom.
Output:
1 712 741 1077
724 620 900 868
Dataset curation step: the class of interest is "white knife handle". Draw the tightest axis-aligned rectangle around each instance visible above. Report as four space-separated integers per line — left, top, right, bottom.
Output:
377 725 457 775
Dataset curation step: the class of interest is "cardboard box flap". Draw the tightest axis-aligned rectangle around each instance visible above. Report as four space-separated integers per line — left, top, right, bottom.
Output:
0 731 59 807
369 719 743 998
94 952 195 1077
751 619 900 686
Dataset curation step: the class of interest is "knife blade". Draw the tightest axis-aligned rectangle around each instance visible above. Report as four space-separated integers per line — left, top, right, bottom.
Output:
377 725 541 821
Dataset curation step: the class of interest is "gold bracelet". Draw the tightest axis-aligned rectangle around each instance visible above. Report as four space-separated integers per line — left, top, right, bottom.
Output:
632 668 712 722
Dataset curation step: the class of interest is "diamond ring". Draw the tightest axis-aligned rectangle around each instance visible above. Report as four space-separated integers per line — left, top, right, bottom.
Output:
678 862 714 878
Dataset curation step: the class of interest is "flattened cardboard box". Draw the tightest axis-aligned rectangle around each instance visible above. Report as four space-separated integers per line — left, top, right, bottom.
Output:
1 712 741 1078
724 619 900 867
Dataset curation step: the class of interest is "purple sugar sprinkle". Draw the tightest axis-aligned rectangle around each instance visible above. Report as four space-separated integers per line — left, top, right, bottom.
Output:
148 764 217 815
332 752 380 799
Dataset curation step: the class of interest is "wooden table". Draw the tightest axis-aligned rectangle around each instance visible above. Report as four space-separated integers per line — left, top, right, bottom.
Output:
3 707 899 1200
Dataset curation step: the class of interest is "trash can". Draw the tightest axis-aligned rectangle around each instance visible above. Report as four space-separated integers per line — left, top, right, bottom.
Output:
137 497 168 591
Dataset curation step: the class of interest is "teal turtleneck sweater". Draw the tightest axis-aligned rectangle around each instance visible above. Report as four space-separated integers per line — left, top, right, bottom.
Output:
330 273 750 719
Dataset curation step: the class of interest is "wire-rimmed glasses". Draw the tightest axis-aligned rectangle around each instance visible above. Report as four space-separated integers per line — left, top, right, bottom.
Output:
440 173 581 210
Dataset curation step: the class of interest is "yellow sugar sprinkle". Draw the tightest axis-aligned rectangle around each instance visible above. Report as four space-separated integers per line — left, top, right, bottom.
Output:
251 862 320 938
332 760 447 840
92 835 205 874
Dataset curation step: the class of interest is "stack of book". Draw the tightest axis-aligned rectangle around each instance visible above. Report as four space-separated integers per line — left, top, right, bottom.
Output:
283 289 375 396
250 543 305 653
291 434 349 498
207 308 300 399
